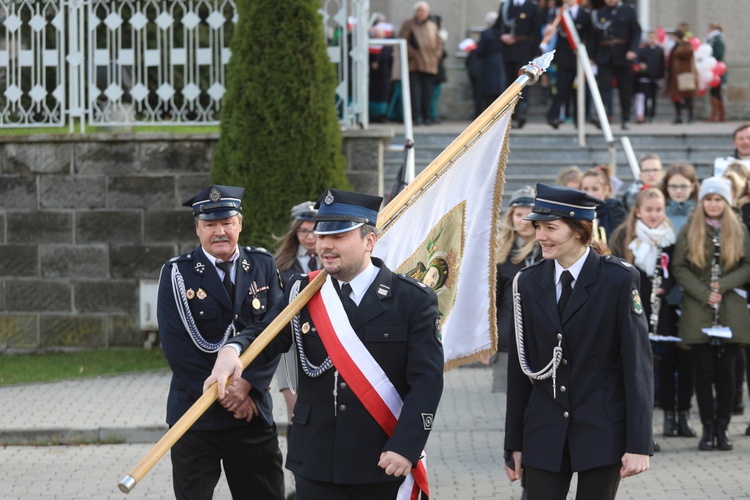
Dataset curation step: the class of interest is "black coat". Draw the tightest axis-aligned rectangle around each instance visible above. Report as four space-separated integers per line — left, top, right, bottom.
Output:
476 27 506 97
589 3 641 67
158 245 282 430
497 0 543 63
505 250 653 472
553 7 592 70
232 258 444 485
635 44 665 81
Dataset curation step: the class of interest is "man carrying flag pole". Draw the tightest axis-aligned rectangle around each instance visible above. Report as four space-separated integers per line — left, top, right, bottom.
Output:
118 52 555 495
205 188 444 500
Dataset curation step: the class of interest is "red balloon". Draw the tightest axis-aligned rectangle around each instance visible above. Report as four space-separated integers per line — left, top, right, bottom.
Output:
656 27 666 44
709 75 721 88
713 61 727 77
689 37 701 51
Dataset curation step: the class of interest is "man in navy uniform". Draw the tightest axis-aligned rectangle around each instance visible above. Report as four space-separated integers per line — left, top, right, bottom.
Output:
589 0 642 130
497 0 543 128
546 0 592 129
158 184 284 500
204 188 445 500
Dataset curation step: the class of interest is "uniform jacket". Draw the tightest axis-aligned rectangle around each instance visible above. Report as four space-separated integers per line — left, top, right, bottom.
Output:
476 26 506 97
671 223 750 344
497 0 543 63
158 245 283 430
589 3 641 67
496 243 540 353
398 17 443 74
231 258 444 485
596 197 627 242
551 6 592 70
505 250 654 473
635 43 665 82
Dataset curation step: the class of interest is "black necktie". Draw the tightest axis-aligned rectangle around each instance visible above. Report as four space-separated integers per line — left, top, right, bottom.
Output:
558 270 573 317
216 261 235 302
307 251 318 271
340 283 358 319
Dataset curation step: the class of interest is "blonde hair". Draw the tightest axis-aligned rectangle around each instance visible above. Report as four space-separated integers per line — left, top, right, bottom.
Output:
554 165 583 188
495 207 537 265
582 165 613 197
619 188 669 263
723 170 745 207
686 195 746 269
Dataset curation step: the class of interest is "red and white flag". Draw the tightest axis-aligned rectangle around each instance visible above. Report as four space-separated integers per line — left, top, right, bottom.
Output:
373 110 512 369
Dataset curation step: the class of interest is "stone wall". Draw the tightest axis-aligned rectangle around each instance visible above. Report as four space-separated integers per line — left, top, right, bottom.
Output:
0 131 390 352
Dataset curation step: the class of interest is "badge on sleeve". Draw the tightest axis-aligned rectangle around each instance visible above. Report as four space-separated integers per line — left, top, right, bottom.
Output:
631 289 643 315
435 318 443 345
421 413 434 431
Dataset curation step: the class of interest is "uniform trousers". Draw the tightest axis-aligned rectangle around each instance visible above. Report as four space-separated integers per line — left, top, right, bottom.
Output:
547 67 576 122
295 474 404 500
596 64 633 123
171 424 284 500
525 440 621 500
504 60 531 120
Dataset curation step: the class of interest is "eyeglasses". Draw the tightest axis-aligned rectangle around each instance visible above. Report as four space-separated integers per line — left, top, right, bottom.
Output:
297 228 316 236
641 169 662 174
667 184 691 190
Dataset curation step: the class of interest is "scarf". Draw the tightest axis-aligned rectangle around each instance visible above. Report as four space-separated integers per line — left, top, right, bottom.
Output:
628 220 676 276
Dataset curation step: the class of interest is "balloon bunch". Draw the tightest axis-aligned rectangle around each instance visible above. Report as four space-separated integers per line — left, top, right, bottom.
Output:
690 37 726 95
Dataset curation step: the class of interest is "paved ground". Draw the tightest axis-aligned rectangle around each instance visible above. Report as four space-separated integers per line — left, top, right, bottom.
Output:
1 364 749 499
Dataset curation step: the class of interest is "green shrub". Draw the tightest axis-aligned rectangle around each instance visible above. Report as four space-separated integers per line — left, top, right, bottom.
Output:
212 0 349 248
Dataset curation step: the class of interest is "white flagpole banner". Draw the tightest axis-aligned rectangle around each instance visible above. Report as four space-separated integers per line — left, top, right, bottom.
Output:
373 110 513 369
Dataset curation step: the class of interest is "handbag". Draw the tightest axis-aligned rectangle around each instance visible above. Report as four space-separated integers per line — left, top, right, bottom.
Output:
677 72 696 92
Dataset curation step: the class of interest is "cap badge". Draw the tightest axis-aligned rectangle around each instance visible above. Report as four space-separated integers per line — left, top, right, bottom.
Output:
209 186 221 202
325 190 335 205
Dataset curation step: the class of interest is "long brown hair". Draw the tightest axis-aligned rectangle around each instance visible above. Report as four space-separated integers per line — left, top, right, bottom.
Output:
686 195 745 269
618 188 669 263
273 219 304 272
496 207 537 265
661 162 699 202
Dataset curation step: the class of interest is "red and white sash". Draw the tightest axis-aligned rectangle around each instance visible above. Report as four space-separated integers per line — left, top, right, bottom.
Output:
306 271 429 500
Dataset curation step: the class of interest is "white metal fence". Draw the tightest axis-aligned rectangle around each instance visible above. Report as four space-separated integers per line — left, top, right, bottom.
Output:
0 0 367 130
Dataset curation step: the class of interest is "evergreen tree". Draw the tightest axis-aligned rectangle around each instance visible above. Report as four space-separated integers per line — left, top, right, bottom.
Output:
212 0 349 248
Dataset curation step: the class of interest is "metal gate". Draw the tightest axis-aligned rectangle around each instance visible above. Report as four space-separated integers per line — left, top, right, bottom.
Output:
0 0 367 131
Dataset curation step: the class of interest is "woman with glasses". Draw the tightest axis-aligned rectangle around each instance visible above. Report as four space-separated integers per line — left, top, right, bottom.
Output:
272 201 319 437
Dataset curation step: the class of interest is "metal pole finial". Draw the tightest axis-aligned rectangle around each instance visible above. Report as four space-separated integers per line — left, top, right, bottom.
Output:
518 50 556 85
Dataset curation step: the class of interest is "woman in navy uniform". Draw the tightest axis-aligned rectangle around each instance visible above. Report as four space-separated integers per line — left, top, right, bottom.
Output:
157 185 284 500
205 188 444 500
504 183 653 500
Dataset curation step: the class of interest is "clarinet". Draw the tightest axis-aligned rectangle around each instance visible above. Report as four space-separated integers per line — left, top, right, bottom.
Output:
709 234 722 347
649 253 663 335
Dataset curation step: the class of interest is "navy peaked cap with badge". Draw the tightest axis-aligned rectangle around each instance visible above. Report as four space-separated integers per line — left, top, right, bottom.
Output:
313 188 383 235
290 201 317 221
182 185 244 220
524 183 605 221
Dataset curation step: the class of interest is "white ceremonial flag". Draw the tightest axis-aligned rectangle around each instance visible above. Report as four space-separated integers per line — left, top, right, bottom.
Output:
373 110 512 369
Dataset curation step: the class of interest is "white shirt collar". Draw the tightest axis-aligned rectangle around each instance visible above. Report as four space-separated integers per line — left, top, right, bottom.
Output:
208 247 240 277
338 261 379 305
296 244 317 273
554 246 590 287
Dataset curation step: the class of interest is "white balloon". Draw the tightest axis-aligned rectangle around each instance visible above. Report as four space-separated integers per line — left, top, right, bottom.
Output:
695 43 712 60
702 56 717 71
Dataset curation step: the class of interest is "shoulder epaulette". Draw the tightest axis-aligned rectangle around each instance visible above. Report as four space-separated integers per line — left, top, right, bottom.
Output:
521 259 544 271
170 252 194 264
603 254 638 272
244 246 273 257
397 273 433 294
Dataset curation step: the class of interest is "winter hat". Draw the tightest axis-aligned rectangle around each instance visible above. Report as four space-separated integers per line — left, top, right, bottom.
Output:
698 176 732 205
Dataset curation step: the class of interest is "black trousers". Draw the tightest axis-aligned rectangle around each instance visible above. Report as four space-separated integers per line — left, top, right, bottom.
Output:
547 66 576 121
171 424 284 500
658 343 694 411
504 60 530 119
692 342 739 422
408 71 436 123
295 474 404 500
525 441 621 500
596 64 633 122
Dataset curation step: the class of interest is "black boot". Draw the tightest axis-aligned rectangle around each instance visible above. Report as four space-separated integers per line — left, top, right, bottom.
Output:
698 420 715 450
716 418 733 451
745 422 750 436
672 101 683 124
663 410 678 437
678 410 696 437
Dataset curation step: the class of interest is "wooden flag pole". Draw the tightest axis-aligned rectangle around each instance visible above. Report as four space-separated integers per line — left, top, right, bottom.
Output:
118 50 554 494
